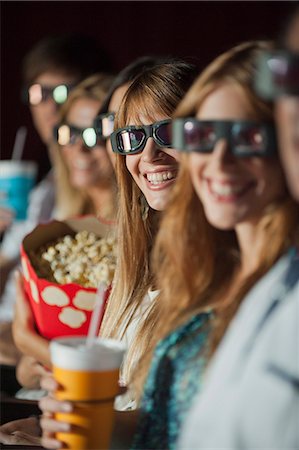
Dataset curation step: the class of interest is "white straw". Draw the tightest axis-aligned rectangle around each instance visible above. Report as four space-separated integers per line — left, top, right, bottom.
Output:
86 282 107 348
11 126 27 160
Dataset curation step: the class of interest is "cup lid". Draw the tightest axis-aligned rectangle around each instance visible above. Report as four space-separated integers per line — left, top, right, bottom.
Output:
50 336 126 371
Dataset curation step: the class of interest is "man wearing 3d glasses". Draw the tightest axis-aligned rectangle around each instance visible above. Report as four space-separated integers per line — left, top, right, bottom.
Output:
0 34 111 396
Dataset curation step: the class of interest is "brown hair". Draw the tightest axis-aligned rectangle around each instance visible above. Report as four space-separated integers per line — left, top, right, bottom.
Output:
100 61 197 390
131 41 299 400
22 34 112 86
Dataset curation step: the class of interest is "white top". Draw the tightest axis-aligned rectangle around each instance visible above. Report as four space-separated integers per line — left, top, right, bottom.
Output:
114 289 159 411
178 250 299 450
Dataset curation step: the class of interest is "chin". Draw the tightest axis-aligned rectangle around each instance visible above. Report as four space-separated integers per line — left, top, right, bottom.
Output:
210 221 236 231
147 197 167 212
205 212 238 231
72 176 91 189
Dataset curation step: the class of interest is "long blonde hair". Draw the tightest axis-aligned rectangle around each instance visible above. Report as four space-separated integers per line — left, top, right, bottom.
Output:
131 41 299 400
100 61 197 385
52 73 116 219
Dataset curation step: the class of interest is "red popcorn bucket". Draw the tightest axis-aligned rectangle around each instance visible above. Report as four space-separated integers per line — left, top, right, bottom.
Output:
20 216 116 339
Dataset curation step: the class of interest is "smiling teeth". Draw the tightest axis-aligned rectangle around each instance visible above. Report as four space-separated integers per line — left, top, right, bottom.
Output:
147 171 175 184
210 181 244 196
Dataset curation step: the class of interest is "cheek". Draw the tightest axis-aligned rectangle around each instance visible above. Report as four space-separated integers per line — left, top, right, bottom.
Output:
106 139 116 166
30 106 45 127
94 149 113 170
264 166 285 199
61 148 73 168
246 158 285 199
125 156 139 180
188 154 206 193
166 148 181 163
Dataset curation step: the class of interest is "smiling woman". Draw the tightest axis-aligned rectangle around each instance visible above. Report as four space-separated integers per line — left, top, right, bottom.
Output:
52 73 117 221
152 40 297 356
126 40 299 450
113 117 178 211
189 82 285 230
100 59 197 390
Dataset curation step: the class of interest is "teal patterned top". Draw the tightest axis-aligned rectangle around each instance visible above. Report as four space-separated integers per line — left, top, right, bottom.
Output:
131 312 211 450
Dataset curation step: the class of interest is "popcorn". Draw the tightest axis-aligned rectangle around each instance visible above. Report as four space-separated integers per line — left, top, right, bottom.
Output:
21 217 115 339
31 231 117 288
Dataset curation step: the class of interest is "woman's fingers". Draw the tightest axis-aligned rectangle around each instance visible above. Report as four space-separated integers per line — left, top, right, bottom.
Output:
40 416 71 434
40 374 59 392
40 433 64 449
39 401 71 450
39 395 73 415
39 415 71 449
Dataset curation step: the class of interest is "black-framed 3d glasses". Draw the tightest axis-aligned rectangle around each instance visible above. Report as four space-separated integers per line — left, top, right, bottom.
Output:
53 124 98 148
172 119 277 157
254 50 299 100
22 83 74 106
93 112 115 140
111 119 172 155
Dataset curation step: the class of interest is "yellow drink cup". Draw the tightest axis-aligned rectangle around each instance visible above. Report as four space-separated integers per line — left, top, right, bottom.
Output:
50 336 126 450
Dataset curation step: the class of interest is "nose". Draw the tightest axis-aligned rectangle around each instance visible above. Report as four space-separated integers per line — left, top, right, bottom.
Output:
46 97 59 109
71 137 91 154
211 138 236 166
43 98 60 119
141 138 166 162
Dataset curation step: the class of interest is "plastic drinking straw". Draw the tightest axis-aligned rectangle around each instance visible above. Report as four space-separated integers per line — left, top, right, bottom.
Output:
11 126 27 160
86 282 107 348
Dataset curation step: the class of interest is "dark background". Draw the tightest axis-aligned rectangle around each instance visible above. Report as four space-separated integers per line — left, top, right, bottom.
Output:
1 1 296 179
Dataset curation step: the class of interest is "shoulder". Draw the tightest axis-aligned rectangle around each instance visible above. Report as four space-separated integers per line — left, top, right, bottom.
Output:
29 172 55 201
232 249 299 331
261 280 299 379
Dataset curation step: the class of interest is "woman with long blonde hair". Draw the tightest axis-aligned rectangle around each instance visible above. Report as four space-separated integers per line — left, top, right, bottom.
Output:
100 59 197 401
12 73 116 384
129 41 299 449
36 59 197 449
52 73 116 221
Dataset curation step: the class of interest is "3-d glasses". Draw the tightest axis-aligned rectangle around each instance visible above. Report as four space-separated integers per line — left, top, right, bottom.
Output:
93 112 115 140
53 124 98 148
22 83 74 106
172 119 277 157
254 50 299 99
111 119 172 155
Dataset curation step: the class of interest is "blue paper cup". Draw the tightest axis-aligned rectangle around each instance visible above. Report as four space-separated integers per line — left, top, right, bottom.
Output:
0 161 37 220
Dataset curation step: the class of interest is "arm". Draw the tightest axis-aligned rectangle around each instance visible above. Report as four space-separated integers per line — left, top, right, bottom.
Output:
0 417 41 446
12 270 51 368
